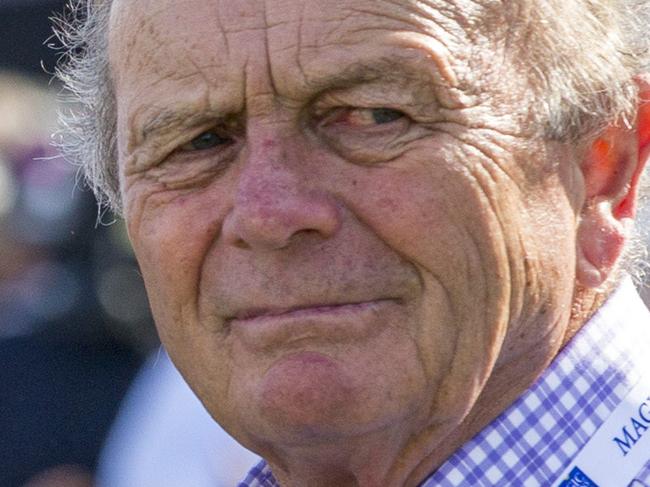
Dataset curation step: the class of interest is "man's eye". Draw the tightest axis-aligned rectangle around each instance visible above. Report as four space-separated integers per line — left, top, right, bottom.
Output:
368 108 404 124
327 107 406 127
181 131 232 152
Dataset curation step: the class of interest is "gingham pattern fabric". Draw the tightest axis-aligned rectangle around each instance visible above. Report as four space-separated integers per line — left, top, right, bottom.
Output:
238 279 650 487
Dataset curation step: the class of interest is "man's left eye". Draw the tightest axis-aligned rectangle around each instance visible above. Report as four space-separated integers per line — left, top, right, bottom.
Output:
180 131 232 152
328 107 406 127
367 108 405 124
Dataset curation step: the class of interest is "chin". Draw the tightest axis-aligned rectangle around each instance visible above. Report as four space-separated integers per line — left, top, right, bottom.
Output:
230 349 426 450
253 351 362 439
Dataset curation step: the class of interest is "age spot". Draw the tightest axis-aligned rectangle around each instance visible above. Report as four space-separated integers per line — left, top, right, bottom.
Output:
262 139 276 150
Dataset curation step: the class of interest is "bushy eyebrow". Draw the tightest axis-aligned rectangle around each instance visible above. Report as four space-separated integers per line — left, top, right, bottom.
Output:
302 53 448 96
304 57 431 92
140 108 227 143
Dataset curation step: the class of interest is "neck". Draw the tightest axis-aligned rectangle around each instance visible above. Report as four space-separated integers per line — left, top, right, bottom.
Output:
564 282 609 346
262 403 504 487
263 415 437 487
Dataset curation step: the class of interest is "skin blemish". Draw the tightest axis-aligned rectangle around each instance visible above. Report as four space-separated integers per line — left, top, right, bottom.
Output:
262 139 277 150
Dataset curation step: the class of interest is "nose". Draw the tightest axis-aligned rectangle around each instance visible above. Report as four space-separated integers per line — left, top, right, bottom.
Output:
221 139 341 250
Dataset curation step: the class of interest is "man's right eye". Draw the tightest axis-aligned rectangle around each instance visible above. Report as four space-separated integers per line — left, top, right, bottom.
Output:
180 131 232 152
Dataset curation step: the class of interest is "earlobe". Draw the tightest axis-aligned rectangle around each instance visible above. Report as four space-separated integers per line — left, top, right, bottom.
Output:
576 76 650 288
576 203 630 288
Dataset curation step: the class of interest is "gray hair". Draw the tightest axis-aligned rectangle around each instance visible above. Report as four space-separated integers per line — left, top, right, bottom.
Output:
53 0 650 213
53 0 115 211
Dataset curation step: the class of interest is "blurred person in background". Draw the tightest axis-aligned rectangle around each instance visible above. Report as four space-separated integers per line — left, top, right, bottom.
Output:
0 70 149 487
96 349 260 487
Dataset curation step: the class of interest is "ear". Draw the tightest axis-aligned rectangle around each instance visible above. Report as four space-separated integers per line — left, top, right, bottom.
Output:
576 76 650 288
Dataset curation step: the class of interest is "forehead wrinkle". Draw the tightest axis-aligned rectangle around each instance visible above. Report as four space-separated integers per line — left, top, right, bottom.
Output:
266 2 491 104
378 0 506 48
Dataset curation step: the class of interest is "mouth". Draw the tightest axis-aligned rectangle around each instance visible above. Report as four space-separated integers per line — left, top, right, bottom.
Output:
232 300 393 321
227 299 401 351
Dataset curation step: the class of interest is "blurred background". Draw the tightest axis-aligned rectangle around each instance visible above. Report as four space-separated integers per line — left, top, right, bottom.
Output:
1 1 158 486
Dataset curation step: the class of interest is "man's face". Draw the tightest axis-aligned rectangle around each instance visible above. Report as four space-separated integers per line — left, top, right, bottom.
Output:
111 0 580 459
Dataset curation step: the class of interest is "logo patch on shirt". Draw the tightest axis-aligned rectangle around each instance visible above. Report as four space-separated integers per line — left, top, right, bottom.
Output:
612 396 650 457
559 467 600 487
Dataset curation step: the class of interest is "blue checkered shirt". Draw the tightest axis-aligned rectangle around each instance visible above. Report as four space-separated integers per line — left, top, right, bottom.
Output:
238 279 650 486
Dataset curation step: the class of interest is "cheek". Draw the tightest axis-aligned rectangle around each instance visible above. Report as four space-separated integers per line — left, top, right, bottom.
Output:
125 186 227 336
343 149 514 409
351 157 509 316
124 187 243 428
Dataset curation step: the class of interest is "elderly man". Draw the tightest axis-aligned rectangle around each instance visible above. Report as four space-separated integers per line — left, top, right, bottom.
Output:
55 0 650 485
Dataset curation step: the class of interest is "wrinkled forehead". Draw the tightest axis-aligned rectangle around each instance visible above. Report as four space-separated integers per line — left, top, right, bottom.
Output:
109 0 501 30
112 0 516 109
108 0 504 70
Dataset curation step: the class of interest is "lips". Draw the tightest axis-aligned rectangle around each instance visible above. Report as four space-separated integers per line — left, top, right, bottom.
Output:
231 300 388 321
227 298 401 351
